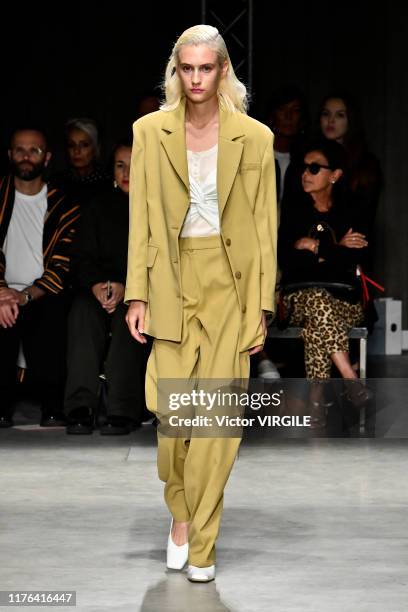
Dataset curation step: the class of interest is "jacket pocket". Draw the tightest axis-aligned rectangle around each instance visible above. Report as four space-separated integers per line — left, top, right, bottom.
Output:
239 162 261 172
147 244 158 268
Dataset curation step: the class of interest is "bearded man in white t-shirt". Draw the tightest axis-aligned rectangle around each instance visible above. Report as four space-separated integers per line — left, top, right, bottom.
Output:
0 127 80 428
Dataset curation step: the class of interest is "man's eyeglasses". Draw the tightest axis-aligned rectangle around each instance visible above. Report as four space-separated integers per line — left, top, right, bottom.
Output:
301 162 332 175
12 146 45 159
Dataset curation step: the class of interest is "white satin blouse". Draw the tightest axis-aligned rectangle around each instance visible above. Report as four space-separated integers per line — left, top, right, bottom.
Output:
180 144 220 237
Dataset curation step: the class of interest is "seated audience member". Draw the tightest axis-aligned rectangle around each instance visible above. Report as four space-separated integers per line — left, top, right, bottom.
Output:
53 117 111 208
255 87 309 380
278 140 372 421
64 141 152 435
267 85 310 215
318 93 382 231
0 127 79 428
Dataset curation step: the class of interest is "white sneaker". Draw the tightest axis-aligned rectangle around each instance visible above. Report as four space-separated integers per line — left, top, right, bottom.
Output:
257 358 280 379
166 521 189 570
187 564 216 582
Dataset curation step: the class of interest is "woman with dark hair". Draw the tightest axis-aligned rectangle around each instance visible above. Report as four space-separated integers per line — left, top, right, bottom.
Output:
318 93 382 229
278 140 370 413
64 140 152 434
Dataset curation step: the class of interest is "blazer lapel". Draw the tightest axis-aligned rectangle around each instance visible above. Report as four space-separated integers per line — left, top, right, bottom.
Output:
160 99 189 193
218 108 245 218
160 99 246 223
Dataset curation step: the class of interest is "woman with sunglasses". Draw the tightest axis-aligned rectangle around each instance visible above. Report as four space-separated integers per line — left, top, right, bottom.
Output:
278 140 370 421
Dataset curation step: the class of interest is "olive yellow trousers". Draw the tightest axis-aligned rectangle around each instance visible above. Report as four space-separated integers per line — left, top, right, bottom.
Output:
146 235 250 567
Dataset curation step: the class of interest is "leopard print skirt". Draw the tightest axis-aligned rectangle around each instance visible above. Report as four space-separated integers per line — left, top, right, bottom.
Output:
283 287 364 379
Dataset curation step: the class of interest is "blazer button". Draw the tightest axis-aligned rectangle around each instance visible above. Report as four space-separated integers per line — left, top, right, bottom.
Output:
225 238 231 246
235 271 241 279
242 305 247 313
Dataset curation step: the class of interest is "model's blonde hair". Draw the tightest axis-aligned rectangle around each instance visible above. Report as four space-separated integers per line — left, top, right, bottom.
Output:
160 25 248 114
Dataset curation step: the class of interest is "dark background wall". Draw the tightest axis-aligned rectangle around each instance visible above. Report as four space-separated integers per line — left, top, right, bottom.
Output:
2 1 407 324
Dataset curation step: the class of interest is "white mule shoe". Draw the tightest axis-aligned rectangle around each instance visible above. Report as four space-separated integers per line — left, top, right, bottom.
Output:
166 521 189 570
187 564 216 582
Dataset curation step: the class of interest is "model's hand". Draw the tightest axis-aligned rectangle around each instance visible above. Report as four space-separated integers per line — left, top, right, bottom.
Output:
248 311 267 355
102 282 125 314
339 228 368 249
0 287 25 306
294 237 319 253
126 300 148 344
0 301 19 328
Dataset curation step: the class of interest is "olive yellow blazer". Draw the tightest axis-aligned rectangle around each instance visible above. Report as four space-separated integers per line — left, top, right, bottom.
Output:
125 98 277 352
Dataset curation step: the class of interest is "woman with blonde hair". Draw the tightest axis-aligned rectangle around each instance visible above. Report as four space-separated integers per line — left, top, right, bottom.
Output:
53 118 111 208
125 24 277 582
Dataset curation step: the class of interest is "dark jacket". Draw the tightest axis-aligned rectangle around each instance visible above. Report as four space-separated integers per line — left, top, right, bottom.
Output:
52 167 112 210
278 190 369 298
72 188 129 288
0 175 80 294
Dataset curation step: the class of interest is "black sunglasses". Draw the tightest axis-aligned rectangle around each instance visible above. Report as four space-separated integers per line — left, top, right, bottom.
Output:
301 162 332 175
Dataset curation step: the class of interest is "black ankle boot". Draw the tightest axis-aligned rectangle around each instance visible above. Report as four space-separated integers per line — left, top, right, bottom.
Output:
66 407 94 435
100 415 135 435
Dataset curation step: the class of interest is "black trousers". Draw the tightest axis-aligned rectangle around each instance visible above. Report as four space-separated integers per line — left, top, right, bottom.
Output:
64 292 151 420
0 293 68 415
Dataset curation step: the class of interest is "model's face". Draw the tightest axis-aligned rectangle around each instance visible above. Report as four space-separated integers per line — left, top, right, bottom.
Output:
272 99 303 138
301 150 342 195
320 98 348 143
66 128 96 169
113 146 131 194
177 44 227 105
8 130 51 181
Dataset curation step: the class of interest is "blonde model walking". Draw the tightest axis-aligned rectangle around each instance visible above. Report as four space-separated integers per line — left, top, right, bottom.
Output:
125 24 277 582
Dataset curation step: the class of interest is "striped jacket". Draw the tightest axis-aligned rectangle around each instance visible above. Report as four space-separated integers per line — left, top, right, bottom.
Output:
0 175 80 294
